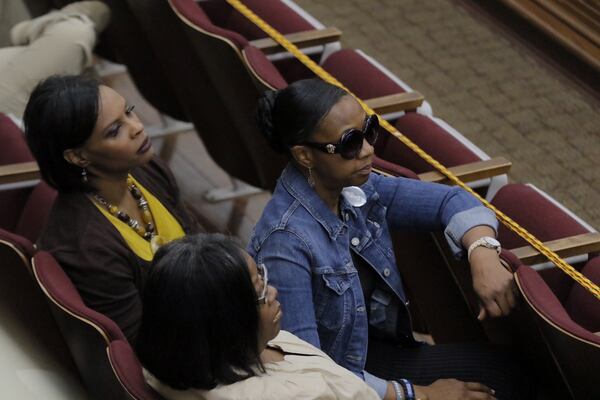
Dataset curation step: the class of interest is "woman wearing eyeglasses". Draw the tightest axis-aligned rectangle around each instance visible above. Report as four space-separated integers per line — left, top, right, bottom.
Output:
249 79 533 400
137 233 383 400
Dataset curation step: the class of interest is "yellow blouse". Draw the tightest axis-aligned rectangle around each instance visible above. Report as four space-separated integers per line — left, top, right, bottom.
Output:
91 175 185 261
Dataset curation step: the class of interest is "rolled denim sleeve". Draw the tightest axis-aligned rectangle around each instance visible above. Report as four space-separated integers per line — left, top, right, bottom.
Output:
363 370 388 399
444 206 498 258
372 174 498 258
250 229 322 348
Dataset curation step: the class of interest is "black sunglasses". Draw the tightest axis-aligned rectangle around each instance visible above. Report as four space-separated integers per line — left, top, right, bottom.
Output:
301 114 379 160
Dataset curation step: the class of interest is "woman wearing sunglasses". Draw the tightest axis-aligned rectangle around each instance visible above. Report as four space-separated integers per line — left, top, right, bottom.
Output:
250 79 532 400
137 233 383 400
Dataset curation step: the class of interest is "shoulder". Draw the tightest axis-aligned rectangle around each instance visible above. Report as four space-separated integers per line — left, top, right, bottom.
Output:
271 331 331 358
250 189 315 249
39 193 134 270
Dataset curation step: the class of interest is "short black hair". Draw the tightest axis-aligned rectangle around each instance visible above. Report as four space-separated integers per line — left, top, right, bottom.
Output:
136 234 263 390
23 75 100 192
255 78 347 154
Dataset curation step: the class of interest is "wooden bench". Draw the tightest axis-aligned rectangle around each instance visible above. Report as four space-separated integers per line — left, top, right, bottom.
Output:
497 0 600 70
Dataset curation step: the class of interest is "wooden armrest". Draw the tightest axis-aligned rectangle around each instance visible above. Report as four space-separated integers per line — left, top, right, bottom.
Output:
510 232 600 265
418 157 511 183
250 27 342 55
0 161 40 185
364 92 424 114
373 157 511 184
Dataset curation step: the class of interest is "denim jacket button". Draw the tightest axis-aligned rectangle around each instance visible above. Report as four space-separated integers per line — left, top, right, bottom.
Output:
351 237 360 246
383 268 391 277
356 306 365 312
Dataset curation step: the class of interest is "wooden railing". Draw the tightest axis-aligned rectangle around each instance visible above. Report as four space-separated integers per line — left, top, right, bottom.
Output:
497 0 600 69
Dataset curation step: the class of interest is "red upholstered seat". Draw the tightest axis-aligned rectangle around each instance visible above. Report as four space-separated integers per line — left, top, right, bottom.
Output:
491 183 592 251
516 261 600 399
158 0 437 189
0 112 57 240
0 229 84 394
108 339 165 400
14 181 57 243
370 112 505 198
321 49 409 99
372 156 419 180
565 257 600 332
33 251 125 342
491 183 595 298
377 113 481 174
32 250 138 399
199 0 319 40
0 113 36 232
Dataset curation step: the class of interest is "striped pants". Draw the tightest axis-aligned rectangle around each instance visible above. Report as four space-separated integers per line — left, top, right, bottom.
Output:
365 339 538 400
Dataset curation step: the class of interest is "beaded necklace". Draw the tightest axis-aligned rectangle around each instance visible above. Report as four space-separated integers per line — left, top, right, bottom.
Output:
93 177 156 241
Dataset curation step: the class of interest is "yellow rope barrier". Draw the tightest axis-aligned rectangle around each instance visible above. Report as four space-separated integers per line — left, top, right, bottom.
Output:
225 0 600 299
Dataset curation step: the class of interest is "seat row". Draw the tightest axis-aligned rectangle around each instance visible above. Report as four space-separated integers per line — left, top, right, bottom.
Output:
3 0 600 398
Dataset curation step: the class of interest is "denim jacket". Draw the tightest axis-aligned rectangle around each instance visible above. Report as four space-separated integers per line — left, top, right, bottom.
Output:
248 164 497 396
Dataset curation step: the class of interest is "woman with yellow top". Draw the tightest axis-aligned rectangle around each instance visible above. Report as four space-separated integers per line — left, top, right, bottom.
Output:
23 75 201 343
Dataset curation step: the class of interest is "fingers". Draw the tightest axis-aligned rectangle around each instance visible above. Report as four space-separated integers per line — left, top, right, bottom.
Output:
494 293 512 316
465 382 497 399
505 285 517 309
511 280 521 299
465 382 493 392
469 393 497 400
480 278 519 319
482 299 504 318
477 306 486 321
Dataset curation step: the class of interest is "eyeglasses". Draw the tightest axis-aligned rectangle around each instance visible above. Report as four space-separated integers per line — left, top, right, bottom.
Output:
256 263 269 304
301 114 379 160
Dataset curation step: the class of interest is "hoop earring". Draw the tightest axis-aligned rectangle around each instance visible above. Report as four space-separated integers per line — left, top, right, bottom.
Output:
307 167 315 188
81 167 88 183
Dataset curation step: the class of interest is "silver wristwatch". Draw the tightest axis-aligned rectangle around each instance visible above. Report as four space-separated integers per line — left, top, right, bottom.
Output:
467 236 501 261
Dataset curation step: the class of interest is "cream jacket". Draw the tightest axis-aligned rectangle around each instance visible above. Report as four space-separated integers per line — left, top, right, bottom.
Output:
145 330 379 400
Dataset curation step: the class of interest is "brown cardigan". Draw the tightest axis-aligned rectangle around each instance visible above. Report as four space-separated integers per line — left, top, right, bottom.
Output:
39 158 200 343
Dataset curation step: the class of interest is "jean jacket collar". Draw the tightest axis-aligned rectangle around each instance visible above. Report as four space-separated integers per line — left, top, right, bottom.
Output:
280 163 361 240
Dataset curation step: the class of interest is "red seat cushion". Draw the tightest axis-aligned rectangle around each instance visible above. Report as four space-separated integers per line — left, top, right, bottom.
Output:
566 257 600 333
491 184 589 250
201 0 316 41
15 182 57 243
321 49 405 100
375 113 481 174
0 113 36 231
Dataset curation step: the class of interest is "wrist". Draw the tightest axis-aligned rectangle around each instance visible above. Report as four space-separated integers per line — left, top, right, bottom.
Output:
467 236 500 261
391 380 404 400
470 246 500 262
413 385 429 400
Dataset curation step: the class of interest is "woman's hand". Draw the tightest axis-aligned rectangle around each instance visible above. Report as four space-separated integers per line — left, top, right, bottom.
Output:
469 247 517 320
461 225 517 320
415 379 497 400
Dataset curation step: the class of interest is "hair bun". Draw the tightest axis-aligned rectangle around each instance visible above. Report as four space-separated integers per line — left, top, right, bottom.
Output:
255 90 286 153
